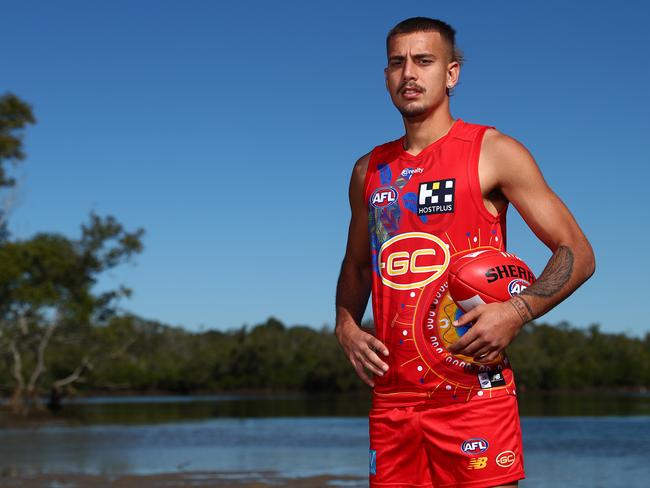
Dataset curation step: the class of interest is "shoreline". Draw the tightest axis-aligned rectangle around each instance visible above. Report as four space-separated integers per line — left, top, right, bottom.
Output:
1 385 647 401
0 470 367 487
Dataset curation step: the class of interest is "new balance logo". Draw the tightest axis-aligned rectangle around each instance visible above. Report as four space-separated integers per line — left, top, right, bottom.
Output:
467 457 488 470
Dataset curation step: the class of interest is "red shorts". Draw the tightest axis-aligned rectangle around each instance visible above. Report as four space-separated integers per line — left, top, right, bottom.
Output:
368 393 525 487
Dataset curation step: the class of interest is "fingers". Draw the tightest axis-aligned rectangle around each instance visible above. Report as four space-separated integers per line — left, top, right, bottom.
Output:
447 327 479 354
472 344 491 358
450 337 500 362
458 338 490 357
345 333 390 388
369 337 390 357
447 308 480 354
463 339 503 363
448 304 510 363
367 338 390 371
476 350 500 364
355 349 386 377
350 356 375 387
453 307 480 327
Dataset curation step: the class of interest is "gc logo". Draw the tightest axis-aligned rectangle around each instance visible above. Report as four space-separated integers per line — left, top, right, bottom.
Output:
378 232 450 290
496 450 516 468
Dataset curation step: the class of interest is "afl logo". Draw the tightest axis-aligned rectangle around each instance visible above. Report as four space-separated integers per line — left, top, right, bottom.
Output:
461 438 489 455
370 186 398 208
508 279 530 297
378 232 450 290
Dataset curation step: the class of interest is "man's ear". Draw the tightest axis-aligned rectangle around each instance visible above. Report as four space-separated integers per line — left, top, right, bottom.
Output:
446 61 460 89
384 67 389 90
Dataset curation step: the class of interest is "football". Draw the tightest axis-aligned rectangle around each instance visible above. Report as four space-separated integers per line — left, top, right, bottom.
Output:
448 248 536 313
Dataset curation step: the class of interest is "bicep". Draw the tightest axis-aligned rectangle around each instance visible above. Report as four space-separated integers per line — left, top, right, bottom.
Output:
495 136 585 251
344 153 372 267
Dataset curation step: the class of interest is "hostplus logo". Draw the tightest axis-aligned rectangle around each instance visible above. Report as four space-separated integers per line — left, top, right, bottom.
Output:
417 178 455 215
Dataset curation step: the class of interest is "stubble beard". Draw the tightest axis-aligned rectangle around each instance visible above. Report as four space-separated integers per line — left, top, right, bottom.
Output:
394 86 431 119
397 102 430 119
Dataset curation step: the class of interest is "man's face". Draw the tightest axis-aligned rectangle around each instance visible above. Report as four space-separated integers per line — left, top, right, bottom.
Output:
384 31 459 119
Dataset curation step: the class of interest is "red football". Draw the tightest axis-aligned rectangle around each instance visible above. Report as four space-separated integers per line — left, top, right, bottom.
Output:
448 248 536 312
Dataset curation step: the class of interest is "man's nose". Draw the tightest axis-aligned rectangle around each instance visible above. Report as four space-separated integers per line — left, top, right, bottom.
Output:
402 57 417 81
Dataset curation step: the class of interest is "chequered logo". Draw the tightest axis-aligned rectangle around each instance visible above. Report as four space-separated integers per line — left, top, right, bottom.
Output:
417 178 455 215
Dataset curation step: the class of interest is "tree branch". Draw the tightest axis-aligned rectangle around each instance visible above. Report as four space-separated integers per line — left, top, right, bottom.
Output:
52 356 93 389
8 339 25 391
26 321 57 392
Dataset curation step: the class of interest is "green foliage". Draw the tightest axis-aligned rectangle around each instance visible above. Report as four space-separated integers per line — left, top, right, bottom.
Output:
507 322 650 390
13 316 645 398
0 92 36 188
0 212 145 409
0 213 145 325
0 92 36 241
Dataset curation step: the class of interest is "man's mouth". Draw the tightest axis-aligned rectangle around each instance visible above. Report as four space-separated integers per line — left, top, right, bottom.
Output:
402 86 422 100
401 87 422 99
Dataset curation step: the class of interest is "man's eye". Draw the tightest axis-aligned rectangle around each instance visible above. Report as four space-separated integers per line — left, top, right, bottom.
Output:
420 59 433 64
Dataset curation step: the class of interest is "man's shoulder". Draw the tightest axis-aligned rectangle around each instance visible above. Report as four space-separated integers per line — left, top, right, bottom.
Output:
352 151 371 183
480 126 532 163
478 126 540 187
352 136 402 173
372 136 403 152
365 136 403 163
458 119 514 140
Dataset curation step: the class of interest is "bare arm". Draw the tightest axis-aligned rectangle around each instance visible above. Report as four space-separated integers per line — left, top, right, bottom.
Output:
448 129 596 361
335 152 389 387
492 130 595 322
335 154 373 328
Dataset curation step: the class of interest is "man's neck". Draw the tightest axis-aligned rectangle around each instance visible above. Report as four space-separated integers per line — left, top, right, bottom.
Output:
402 110 455 156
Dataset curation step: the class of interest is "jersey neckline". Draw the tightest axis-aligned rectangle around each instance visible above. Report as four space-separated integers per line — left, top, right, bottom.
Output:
398 118 464 160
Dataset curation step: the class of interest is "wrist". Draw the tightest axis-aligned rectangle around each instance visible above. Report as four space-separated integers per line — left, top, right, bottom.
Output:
335 319 357 338
508 295 534 327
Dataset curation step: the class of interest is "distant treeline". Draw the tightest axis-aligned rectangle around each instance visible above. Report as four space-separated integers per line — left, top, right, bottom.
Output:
1 315 647 398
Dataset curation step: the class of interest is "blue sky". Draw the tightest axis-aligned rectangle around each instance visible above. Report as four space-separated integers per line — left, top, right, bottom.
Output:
2 0 648 336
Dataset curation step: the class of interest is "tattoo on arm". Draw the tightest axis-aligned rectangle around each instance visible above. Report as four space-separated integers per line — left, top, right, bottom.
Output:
510 295 534 323
509 245 574 325
520 245 574 298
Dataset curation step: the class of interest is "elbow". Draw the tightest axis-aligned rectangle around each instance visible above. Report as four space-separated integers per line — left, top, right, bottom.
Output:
587 252 596 280
561 238 595 284
582 241 596 282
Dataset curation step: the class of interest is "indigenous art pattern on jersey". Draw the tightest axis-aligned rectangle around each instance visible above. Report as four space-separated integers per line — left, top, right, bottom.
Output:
363 119 520 408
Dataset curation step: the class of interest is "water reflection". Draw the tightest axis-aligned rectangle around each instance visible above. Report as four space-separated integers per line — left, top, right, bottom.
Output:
20 390 648 426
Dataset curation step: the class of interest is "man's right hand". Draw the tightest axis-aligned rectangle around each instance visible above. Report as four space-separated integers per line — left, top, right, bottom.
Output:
335 321 389 388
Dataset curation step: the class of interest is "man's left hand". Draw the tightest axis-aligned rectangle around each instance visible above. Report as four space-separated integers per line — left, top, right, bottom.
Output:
446 300 524 363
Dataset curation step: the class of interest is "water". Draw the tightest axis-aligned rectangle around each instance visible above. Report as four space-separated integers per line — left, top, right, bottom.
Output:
522 417 650 487
0 392 649 487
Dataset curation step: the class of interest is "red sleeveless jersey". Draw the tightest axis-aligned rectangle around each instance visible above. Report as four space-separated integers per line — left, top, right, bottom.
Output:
363 118 519 408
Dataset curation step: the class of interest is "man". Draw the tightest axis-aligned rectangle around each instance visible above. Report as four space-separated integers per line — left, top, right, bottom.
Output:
335 17 595 488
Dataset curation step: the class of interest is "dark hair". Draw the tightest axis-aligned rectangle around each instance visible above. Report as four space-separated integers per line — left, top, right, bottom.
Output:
386 17 464 67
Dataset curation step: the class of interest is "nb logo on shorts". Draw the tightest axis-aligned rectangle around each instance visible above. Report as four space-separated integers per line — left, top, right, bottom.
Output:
369 449 377 475
467 457 488 470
